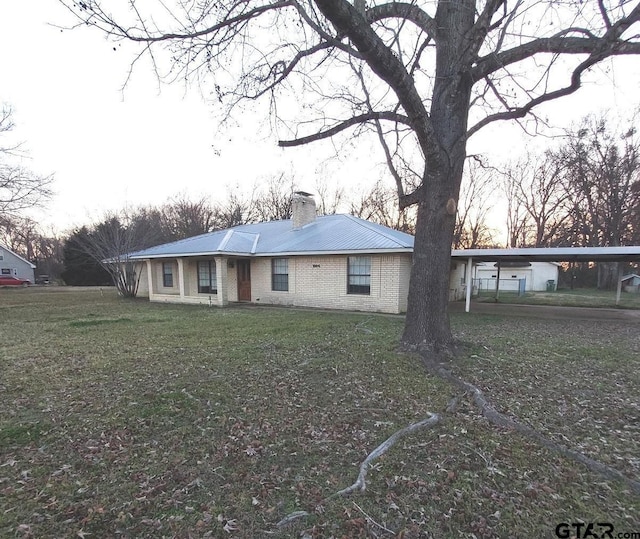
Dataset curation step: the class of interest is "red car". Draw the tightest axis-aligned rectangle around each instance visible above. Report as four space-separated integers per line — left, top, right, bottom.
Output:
0 276 31 286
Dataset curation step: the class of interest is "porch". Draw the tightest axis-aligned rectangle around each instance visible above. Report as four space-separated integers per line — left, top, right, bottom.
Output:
144 256 252 306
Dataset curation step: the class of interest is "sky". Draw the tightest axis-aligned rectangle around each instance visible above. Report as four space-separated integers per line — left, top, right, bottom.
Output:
0 0 369 232
1 0 639 235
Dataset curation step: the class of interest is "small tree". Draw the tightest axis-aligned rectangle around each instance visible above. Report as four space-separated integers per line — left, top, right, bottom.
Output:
69 213 162 296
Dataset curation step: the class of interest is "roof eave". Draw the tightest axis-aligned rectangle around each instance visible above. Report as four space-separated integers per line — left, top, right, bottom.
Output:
130 247 414 260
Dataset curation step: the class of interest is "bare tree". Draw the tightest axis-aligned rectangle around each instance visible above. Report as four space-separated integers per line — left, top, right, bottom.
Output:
161 195 217 239
212 189 257 229
454 160 496 249
0 215 65 279
252 174 295 221
0 105 53 218
500 152 571 248
502 161 532 248
314 178 345 215
516 151 571 247
559 114 640 287
75 212 160 297
60 0 640 354
350 179 416 232
562 115 640 247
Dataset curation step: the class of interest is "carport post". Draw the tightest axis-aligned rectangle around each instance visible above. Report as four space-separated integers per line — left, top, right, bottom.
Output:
465 257 473 313
616 263 623 306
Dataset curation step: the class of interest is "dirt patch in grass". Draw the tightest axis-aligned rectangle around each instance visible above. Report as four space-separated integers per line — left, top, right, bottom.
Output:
1 288 639 538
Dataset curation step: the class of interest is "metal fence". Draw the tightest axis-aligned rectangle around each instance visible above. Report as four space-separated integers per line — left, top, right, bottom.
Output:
473 278 527 296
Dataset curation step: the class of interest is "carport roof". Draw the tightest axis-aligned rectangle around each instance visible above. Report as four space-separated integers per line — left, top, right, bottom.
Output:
451 246 640 263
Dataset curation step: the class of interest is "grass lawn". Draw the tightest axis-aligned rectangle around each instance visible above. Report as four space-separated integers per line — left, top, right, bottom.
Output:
476 287 640 309
1 287 639 538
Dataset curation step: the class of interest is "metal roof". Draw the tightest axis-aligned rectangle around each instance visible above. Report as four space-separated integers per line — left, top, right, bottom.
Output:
128 218 640 263
129 214 414 259
451 246 640 263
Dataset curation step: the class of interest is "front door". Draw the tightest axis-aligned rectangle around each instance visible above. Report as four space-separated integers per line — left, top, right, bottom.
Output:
237 260 251 301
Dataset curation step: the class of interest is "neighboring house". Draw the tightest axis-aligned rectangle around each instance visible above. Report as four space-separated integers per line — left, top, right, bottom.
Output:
621 274 640 293
0 244 36 283
129 192 435 314
473 260 560 292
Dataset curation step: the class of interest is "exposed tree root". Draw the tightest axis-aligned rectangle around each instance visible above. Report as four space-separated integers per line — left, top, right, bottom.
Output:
275 510 310 528
421 356 640 495
275 412 442 529
332 412 442 498
275 353 639 530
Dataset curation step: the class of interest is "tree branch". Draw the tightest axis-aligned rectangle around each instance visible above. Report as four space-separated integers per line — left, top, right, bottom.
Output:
365 2 436 38
465 0 506 61
472 3 640 81
278 111 410 147
64 0 296 43
313 0 446 170
468 48 613 138
250 41 336 99
349 59 422 210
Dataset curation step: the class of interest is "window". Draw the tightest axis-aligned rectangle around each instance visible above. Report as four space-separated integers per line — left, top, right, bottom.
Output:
347 256 371 295
162 263 174 287
272 258 289 291
1 268 10 275
198 260 217 294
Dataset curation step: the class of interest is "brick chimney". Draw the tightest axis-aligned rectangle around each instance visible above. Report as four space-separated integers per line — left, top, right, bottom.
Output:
292 191 316 229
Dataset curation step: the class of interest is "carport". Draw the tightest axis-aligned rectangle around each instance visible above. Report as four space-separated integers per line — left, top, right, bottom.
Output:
451 246 640 313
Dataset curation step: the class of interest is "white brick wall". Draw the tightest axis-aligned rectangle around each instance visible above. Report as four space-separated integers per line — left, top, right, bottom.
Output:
250 253 411 314
142 254 414 313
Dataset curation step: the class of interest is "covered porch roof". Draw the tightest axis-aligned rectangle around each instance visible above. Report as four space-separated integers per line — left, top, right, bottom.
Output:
452 246 640 264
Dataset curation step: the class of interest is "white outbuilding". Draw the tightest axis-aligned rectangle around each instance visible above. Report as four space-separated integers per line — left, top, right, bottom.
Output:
473 261 560 293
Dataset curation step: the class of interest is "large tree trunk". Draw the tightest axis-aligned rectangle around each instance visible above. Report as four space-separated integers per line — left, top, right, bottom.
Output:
401 181 459 353
401 0 473 354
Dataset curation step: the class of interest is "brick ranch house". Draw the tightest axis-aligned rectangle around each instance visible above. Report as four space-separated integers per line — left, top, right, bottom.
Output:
129 192 467 314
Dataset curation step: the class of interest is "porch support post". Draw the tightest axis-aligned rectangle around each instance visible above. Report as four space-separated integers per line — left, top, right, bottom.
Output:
146 259 155 299
177 258 186 299
615 262 623 306
465 257 473 313
215 257 228 307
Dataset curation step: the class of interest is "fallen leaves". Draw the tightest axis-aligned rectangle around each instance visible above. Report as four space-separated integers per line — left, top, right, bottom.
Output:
2 289 640 537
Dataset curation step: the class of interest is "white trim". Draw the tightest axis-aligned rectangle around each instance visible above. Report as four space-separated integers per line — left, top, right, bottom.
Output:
217 230 235 252
251 234 260 254
452 246 640 262
131 248 414 260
